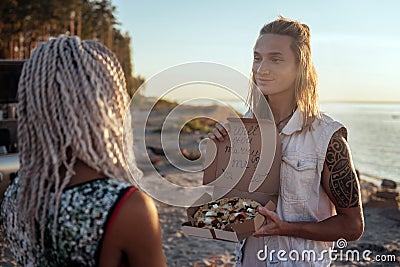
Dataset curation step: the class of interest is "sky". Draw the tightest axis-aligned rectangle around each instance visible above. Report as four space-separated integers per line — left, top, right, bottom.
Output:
113 0 400 103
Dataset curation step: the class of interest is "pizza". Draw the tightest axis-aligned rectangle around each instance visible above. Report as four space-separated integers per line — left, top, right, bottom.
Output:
193 197 261 230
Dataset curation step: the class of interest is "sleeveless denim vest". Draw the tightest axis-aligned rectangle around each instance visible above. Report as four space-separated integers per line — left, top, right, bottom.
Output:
236 109 346 267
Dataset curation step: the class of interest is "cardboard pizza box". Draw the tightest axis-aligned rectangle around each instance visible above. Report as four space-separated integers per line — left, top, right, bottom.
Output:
182 118 282 242
182 200 276 242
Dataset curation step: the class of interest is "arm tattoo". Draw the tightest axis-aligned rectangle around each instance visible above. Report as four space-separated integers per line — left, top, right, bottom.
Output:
325 133 360 208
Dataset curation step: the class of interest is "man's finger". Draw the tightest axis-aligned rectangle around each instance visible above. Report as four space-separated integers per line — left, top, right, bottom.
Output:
258 206 274 218
208 130 224 142
215 122 227 136
213 130 223 141
207 133 216 140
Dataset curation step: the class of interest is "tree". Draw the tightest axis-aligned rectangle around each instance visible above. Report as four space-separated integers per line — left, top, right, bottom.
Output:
0 0 144 96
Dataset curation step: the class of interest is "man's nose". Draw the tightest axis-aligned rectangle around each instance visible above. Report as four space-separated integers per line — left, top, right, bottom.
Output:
258 62 270 75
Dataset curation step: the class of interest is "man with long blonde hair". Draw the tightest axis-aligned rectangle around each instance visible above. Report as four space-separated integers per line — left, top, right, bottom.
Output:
210 16 364 266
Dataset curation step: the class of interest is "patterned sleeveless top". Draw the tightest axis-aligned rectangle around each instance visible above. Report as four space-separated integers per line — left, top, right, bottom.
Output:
0 177 136 267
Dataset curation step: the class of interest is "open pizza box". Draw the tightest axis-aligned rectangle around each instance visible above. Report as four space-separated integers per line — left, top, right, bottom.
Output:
182 117 282 242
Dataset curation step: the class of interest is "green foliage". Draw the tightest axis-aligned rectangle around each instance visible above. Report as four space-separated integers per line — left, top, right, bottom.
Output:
0 0 144 95
181 118 216 134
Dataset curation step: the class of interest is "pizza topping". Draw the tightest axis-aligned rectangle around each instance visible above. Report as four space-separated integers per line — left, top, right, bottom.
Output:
205 211 216 217
211 219 219 225
204 217 215 224
228 199 238 205
235 213 245 221
193 197 261 230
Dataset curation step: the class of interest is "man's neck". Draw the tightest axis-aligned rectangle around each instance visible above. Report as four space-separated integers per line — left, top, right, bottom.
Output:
267 93 296 122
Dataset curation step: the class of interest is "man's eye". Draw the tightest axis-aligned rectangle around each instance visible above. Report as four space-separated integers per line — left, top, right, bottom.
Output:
253 56 261 61
271 58 281 63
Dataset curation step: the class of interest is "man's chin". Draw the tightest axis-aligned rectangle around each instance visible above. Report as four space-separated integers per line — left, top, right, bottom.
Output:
259 87 272 96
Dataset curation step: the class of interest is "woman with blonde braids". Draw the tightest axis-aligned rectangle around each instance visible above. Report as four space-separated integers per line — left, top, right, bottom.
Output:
1 36 167 267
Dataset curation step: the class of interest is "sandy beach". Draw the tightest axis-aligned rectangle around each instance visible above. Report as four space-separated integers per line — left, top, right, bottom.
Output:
1 103 399 266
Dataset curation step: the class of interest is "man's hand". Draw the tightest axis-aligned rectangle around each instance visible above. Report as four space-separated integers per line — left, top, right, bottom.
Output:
208 122 230 142
253 206 288 237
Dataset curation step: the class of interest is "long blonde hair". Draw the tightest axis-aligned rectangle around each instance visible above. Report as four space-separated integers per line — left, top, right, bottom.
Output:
248 16 320 129
16 36 140 251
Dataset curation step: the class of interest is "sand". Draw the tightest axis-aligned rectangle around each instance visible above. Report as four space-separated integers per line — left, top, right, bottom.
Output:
1 104 399 266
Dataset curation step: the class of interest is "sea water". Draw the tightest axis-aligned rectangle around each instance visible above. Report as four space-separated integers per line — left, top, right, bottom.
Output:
321 102 400 185
226 101 400 185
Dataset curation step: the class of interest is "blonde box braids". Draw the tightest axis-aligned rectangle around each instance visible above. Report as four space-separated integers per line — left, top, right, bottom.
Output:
16 36 141 253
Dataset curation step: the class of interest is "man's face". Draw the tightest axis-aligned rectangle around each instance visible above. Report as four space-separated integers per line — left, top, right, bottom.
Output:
252 34 298 98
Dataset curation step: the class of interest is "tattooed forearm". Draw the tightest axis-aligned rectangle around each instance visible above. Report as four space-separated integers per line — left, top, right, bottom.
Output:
325 133 360 208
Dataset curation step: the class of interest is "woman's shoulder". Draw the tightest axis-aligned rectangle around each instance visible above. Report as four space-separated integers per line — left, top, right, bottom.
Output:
102 189 160 252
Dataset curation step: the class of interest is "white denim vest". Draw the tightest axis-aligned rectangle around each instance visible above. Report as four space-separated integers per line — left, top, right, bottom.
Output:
236 109 346 267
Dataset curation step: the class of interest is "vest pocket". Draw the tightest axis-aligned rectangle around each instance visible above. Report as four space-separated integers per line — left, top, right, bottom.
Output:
281 154 317 202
